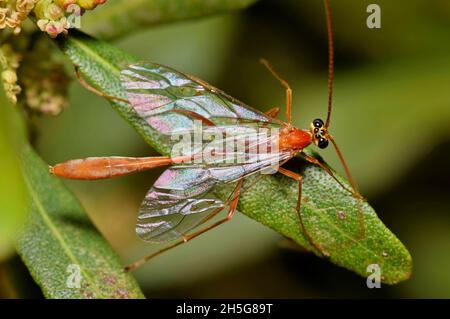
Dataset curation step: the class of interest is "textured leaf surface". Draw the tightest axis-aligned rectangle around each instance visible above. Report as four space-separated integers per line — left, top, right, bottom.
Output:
82 0 259 39
16 145 144 298
57 31 412 284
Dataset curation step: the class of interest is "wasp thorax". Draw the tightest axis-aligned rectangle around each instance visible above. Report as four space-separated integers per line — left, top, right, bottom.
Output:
310 118 329 149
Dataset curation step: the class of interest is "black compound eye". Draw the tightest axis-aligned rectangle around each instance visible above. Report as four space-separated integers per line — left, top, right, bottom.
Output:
313 119 324 128
318 137 329 149
314 127 319 133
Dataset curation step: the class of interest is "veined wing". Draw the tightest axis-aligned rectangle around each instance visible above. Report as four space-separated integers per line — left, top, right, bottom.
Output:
120 62 281 142
136 151 292 243
171 124 283 165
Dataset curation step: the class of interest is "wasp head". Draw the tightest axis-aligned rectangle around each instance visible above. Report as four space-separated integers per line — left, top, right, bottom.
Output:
310 118 329 149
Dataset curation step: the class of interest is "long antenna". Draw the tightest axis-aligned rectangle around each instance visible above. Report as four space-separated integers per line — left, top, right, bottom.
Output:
324 0 334 129
327 134 359 194
322 1 360 194
260 59 293 124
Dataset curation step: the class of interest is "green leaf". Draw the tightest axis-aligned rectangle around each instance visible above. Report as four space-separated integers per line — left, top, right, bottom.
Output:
56 31 412 284
16 144 145 298
82 0 259 40
0 81 27 260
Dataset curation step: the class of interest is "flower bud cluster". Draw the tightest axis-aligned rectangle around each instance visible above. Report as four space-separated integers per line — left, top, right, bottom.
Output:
0 0 107 37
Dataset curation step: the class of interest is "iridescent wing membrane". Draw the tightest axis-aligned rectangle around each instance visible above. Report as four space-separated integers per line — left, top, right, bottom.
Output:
121 62 291 243
136 157 290 243
121 62 280 145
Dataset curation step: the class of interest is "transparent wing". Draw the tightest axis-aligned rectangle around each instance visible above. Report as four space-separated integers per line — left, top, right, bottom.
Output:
136 151 292 243
171 123 286 165
123 62 291 242
136 166 231 243
120 62 282 146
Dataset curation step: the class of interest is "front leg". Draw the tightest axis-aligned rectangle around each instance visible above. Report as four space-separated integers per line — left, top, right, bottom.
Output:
300 152 366 244
300 152 355 196
278 167 330 257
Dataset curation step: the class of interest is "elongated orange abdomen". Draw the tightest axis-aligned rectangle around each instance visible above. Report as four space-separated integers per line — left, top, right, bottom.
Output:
50 156 174 180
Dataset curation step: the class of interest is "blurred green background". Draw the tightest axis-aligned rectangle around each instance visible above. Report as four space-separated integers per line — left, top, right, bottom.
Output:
2 0 450 298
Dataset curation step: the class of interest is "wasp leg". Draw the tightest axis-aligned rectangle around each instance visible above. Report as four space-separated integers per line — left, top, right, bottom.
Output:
278 167 330 257
260 59 293 125
125 179 243 272
74 66 129 104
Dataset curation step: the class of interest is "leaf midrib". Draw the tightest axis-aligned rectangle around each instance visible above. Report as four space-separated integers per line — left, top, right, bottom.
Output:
69 37 122 78
304 201 384 264
23 175 106 298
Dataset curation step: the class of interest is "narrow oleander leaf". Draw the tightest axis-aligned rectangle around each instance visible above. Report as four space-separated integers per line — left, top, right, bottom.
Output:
82 0 259 40
16 145 145 298
56 31 412 284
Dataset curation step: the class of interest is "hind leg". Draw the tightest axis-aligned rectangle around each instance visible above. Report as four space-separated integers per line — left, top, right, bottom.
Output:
125 179 243 271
